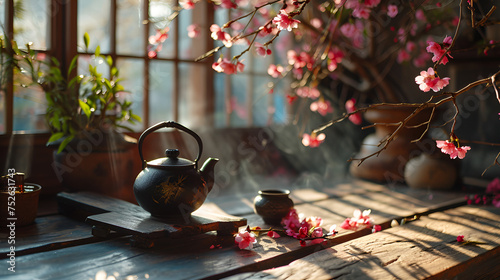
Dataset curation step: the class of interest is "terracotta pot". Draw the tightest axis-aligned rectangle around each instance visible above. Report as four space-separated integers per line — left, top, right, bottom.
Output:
349 105 433 183
254 189 294 225
404 152 460 190
0 184 42 226
51 130 138 202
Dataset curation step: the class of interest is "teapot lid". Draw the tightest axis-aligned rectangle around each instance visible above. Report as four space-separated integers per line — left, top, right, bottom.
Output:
147 149 195 169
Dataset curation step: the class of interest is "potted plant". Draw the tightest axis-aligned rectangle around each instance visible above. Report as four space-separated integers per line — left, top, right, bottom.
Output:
6 33 141 200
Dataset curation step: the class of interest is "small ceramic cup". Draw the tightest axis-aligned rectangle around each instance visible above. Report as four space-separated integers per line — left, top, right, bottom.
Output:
0 183 42 226
253 189 294 225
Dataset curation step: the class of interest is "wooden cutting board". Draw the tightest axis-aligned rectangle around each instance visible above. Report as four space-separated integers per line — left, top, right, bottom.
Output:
57 192 247 248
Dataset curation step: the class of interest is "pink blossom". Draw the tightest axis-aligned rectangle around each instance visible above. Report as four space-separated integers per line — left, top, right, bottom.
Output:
457 235 465 243
364 0 381 8
220 0 237 9
180 0 196 9
286 95 298 104
212 57 244 74
210 24 233 47
296 86 320 99
327 48 343 71
340 22 358 38
272 9 300 31
341 209 374 231
267 64 284 78
282 208 328 245
234 230 257 249
310 100 333 116
267 230 281 238
436 140 471 159
387 4 398 18
345 98 362 125
255 43 271 57
328 225 337 236
415 67 450 92
148 50 158 59
302 133 326 148
426 36 453 65
352 4 371 19
415 9 426 21
187 24 200 38
397 49 411 64
487 178 500 194
149 28 169 44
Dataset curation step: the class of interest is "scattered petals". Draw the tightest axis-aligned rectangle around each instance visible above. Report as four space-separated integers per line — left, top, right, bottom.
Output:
340 209 374 231
234 229 257 250
372 225 382 233
457 235 465 242
267 230 281 238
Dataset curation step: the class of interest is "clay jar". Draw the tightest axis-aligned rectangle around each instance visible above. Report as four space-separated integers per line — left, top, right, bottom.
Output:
404 152 460 190
349 105 433 183
253 189 294 225
0 184 42 226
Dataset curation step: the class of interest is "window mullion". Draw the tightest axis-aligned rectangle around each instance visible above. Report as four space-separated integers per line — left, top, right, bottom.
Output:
143 0 150 129
4 0 14 134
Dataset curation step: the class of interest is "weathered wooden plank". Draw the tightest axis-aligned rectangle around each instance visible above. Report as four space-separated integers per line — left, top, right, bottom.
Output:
0 215 98 257
205 180 464 217
224 206 500 280
1 187 468 280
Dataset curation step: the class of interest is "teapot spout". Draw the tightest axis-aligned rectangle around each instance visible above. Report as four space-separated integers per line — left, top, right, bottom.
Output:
200 158 219 193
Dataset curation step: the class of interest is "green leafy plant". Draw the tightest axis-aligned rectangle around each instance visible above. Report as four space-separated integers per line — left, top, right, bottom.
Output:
3 32 141 153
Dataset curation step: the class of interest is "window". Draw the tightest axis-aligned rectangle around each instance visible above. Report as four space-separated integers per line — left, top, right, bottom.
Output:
0 0 287 135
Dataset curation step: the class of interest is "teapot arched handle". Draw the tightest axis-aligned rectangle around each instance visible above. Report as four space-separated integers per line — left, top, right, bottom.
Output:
138 121 203 169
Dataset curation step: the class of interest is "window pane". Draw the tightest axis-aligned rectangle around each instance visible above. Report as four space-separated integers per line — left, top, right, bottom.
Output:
117 0 144 56
117 58 144 131
214 72 227 127
13 82 48 133
273 82 288 124
149 0 175 59
178 6 207 60
149 61 174 124
78 0 111 53
230 74 248 127
0 3 4 37
252 75 271 126
178 62 207 128
13 0 50 50
78 55 110 79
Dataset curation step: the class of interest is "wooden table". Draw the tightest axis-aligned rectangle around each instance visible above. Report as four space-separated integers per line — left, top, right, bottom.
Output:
2 179 500 280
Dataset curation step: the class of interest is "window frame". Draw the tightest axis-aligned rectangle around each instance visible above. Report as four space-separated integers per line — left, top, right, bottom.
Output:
2 0 286 135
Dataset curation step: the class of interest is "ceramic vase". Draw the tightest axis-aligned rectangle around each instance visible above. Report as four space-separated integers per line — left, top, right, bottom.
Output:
349 105 433 183
254 189 294 225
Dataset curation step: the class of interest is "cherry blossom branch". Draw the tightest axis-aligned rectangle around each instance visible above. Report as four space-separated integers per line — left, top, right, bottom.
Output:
312 70 500 164
222 0 281 29
482 152 500 176
433 0 464 69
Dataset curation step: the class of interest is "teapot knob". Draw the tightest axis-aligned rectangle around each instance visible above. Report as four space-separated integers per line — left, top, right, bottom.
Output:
165 149 180 158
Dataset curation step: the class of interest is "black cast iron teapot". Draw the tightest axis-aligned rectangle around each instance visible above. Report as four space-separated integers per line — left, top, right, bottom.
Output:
133 121 219 218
